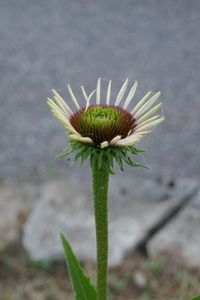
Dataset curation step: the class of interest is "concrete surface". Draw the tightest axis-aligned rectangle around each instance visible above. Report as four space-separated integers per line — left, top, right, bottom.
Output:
0 0 200 181
22 176 198 265
148 191 200 267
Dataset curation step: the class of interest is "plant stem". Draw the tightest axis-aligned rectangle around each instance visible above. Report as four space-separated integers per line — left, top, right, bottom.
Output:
92 161 109 300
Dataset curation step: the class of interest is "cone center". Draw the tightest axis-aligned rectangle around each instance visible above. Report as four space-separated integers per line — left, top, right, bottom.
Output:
70 105 136 144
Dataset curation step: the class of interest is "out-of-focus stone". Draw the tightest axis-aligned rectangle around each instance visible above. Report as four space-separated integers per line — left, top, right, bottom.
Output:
147 190 200 267
0 181 38 247
22 177 198 265
133 271 147 289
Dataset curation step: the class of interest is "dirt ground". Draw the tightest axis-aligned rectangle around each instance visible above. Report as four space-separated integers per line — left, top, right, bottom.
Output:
0 242 200 300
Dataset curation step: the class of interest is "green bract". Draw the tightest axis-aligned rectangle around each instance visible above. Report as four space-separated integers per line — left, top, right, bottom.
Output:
56 141 147 174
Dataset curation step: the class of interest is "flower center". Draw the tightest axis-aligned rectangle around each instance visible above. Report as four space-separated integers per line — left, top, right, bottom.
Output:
70 105 136 145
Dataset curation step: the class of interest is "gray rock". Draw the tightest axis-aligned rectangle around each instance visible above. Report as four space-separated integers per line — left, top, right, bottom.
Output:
148 190 200 267
0 181 37 246
133 271 147 289
23 177 198 265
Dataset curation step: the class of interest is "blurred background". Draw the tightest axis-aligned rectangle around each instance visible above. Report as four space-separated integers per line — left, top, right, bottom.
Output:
0 1 200 299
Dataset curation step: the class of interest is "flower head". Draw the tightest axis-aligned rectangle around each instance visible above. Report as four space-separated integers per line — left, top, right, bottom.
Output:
47 78 164 149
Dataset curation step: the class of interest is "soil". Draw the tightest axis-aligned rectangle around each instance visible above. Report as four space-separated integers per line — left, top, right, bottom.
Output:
0 242 200 300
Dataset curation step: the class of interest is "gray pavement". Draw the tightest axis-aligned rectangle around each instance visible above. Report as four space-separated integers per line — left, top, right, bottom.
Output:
0 0 200 181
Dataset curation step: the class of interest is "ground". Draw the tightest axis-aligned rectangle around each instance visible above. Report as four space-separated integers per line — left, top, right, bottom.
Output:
0 242 200 300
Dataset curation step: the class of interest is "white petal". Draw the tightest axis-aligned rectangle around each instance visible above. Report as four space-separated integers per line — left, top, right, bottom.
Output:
69 134 93 144
52 89 73 115
141 131 151 136
53 114 78 134
115 135 140 147
87 89 96 105
100 141 109 148
52 97 70 118
47 98 69 119
114 129 150 146
81 87 96 110
131 91 152 115
137 103 163 123
123 81 138 109
106 80 112 105
134 91 161 119
130 131 151 137
135 117 164 132
67 84 80 109
81 85 88 102
96 78 101 105
135 115 161 128
48 104 78 134
115 78 129 106
110 135 121 145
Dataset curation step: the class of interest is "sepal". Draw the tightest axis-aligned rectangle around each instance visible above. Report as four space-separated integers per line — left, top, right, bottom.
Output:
56 141 147 174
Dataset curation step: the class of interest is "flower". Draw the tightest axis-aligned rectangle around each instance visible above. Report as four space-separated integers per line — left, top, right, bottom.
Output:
47 78 164 148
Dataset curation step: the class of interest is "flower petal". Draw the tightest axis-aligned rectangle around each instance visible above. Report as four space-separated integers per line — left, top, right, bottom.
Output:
69 134 94 144
67 84 80 109
135 115 162 128
52 97 70 118
96 78 101 105
131 91 152 115
52 89 73 115
80 85 88 102
123 81 138 109
47 98 69 119
135 117 165 132
134 91 161 119
114 135 141 147
115 78 129 106
81 86 96 110
110 135 121 145
137 103 163 123
100 141 109 148
47 100 78 134
106 80 112 105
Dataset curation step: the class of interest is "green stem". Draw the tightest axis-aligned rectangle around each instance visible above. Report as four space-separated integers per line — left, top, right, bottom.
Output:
92 160 109 300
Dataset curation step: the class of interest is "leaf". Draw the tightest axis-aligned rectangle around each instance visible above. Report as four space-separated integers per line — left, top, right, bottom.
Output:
61 234 97 300
191 296 200 300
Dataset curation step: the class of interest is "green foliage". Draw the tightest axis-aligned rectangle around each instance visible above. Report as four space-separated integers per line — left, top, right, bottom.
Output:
44 291 58 300
191 296 200 300
144 258 166 277
24 257 56 274
61 234 97 300
56 141 147 174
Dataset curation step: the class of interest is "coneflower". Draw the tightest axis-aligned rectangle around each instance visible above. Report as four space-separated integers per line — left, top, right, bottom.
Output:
47 78 164 300
48 78 164 149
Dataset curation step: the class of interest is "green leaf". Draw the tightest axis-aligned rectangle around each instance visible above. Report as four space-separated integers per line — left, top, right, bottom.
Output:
191 296 200 300
61 234 97 300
